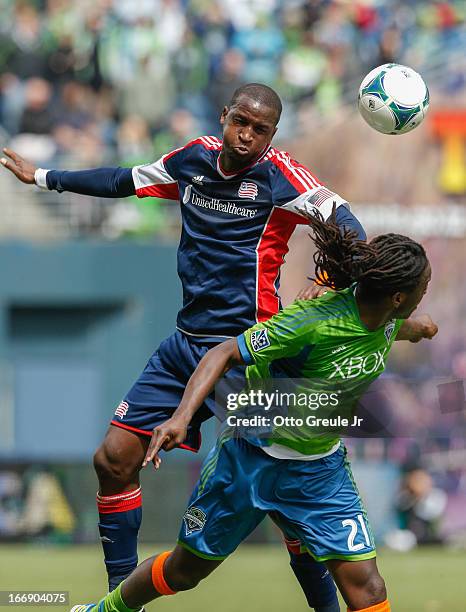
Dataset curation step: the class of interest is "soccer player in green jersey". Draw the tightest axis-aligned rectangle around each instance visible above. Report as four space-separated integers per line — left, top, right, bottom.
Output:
71 212 436 612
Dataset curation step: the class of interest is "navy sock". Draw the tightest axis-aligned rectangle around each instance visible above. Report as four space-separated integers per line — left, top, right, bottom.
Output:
97 487 143 592
289 550 339 611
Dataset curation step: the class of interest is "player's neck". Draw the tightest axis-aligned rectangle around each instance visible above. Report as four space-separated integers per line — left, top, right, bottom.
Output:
355 292 395 331
219 146 271 174
218 151 251 174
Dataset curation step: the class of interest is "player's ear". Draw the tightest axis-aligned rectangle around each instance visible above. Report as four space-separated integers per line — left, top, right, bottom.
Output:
220 106 229 125
392 291 404 310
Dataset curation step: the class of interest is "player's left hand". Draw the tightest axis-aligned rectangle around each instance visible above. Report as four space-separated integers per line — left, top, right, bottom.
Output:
142 416 189 470
0 148 37 184
296 283 331 300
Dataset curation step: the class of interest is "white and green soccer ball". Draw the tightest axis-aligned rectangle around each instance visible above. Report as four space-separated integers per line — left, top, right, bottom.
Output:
358 63 430 135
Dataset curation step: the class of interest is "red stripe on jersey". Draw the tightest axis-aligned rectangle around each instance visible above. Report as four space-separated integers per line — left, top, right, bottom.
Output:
163 137 221 163
200 136 222 149
270 151 321 194
162 145 185 162
136 183 180 200
256 207 300 322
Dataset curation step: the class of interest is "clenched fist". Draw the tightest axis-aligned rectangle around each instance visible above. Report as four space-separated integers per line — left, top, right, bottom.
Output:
398 314 438 343
413 314 438 342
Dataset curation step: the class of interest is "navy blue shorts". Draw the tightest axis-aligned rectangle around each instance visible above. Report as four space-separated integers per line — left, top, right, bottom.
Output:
111 331 244 452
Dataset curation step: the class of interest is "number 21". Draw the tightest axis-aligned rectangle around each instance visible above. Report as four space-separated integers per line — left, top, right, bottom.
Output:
342 514 371 551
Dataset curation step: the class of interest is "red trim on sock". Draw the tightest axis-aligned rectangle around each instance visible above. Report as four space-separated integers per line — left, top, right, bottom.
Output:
97 487 142 514
284 538 304 555
110 421 201 453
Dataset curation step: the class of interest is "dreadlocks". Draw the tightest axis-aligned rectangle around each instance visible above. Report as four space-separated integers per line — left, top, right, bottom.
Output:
303 206 428 299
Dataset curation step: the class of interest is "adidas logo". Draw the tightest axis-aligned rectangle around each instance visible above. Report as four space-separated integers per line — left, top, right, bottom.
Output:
192 176 204 185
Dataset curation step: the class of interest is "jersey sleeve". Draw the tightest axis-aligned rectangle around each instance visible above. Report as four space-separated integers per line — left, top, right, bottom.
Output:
237 301 321 367
43 167 135 197
132 141 195 200
270 150 349 222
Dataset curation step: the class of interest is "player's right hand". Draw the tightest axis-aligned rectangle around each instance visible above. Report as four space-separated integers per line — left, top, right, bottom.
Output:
415 314 438 342
142 416 189 470
0 148 37 184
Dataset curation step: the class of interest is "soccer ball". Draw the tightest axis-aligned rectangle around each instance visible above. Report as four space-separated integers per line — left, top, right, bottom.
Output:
358 63 429 135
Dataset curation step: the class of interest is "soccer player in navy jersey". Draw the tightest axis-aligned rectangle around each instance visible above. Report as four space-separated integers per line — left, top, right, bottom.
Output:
2 83 365 612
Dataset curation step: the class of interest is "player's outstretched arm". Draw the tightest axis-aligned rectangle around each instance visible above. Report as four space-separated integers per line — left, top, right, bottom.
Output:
143 339 244 469
396 314 438 343
1 147 135 198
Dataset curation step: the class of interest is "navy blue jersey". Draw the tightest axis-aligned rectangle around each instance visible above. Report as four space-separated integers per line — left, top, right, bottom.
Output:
132 136 358 339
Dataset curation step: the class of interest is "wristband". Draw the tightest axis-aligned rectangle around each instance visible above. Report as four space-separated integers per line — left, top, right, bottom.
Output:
34 168 50 190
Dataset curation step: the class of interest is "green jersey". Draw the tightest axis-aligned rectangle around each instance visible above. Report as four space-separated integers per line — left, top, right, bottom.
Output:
236 286 403 457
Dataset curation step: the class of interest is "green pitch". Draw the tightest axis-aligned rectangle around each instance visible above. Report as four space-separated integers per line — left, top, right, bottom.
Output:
1 544 465 612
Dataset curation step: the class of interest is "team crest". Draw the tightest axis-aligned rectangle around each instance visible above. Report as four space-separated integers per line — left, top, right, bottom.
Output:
183 506 206 536
384 320 396 343
250 328 270 352
238 182 258 200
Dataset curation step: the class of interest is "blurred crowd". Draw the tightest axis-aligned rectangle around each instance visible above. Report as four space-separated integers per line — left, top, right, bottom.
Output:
1 0 465 171
0 0 464 235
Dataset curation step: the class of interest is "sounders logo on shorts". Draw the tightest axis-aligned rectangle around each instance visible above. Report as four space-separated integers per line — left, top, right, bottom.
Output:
183 506 207 536
250 328 270 352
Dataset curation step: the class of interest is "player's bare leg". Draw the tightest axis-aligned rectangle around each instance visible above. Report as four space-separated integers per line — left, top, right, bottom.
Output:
94 425 148 495
70 545 222 611
326 558 389 611
93 426 149 592
123 545 221 605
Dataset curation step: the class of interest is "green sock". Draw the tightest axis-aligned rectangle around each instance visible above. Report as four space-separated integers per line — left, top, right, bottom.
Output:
97 583 139 612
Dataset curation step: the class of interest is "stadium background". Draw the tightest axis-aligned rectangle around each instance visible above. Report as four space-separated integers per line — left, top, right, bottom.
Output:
1 0 466 610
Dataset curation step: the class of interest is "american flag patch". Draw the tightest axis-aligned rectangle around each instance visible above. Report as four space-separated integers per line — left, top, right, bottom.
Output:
115 401 129 419
306 187 335 209
238 181 258 200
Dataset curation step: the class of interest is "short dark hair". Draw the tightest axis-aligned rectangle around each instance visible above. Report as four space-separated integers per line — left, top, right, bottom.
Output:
229 83 282 124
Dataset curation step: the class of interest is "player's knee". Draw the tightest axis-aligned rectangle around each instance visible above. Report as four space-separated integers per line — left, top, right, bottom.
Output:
164 552 214 593
353 572 386 608
364 573 387 604
341 562 387 610
93 442 137 485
